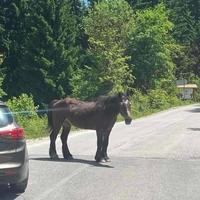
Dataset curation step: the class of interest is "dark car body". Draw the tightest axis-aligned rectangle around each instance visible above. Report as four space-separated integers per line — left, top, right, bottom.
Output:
0 101 29 192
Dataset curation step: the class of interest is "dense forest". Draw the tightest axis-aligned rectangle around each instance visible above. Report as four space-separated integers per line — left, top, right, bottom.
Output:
0 0 200 106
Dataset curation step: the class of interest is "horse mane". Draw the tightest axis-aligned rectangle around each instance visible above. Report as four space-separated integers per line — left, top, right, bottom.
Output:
96 94 120 113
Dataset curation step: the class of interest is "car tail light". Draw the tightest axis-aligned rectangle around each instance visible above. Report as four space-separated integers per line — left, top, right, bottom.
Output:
0 128 24 139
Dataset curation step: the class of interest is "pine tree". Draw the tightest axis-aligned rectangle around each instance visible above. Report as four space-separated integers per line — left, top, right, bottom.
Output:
125 0 160 9
188 0 200 23
188 0 200 76
0 0 28 99
165 0 200 77
166 0 196 45
0 3 6 98
87 0 99 7
1 0 84 105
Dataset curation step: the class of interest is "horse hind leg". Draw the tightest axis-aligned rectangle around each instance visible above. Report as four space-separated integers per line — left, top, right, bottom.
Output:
49 128 60 159
49 117 63 159
61 120 73 159
102 131 111 162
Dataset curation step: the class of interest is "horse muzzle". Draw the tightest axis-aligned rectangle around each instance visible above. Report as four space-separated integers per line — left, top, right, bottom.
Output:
125 118 132 125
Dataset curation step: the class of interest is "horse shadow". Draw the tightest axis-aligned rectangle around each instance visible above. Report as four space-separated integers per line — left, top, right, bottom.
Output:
30 157 114 168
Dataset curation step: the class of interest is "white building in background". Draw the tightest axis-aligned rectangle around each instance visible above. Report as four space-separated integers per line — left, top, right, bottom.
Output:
176 79 198 100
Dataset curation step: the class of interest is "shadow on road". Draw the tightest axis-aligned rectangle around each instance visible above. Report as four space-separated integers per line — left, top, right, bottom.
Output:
187 108 200 113
30 157 114 168
188 128 200 132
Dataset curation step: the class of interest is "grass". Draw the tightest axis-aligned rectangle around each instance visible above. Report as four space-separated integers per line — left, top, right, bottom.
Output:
117 99 193 121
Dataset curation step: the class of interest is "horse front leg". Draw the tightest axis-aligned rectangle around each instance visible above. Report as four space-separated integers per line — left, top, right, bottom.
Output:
49 129 59 159
102 131 111 162
95 130 104 162
61 121 73 159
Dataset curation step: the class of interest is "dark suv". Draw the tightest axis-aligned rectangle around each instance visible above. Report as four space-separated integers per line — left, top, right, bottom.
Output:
0 101 29 193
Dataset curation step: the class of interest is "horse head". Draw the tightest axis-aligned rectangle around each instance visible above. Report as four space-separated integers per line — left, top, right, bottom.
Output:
118 92 132 125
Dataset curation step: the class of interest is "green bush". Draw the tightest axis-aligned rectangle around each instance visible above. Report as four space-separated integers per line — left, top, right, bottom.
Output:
6 94 38 126
70 66 113 100
190 76 200 102
148 89 169 109
24 116 48 139
167 95 183 106
0 75 6 98
6 94 48 139
70 67 100 100
128 89 185 120
131 90 150 117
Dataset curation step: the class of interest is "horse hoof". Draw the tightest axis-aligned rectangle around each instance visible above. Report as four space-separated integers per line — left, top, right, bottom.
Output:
50 156 59 160
50 153 59 160
100 158 107 163
105 157 111 162
64 155 73 160
95 158 106 163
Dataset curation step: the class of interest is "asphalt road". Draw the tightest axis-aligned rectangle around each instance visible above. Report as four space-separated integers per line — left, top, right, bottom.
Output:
1 104 200 200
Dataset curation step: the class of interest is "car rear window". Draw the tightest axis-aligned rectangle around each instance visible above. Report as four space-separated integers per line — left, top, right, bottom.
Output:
0 106 13 128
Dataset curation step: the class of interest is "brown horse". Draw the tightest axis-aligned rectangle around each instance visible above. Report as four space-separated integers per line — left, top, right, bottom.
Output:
48 93 132 163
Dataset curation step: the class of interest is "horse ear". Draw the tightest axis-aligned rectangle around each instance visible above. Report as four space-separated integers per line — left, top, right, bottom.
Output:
118 92 123 99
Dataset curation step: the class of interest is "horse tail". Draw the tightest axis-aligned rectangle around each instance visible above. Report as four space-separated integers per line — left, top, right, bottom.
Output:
47 99 58 132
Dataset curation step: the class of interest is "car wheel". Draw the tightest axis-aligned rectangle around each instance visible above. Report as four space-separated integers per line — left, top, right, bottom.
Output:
12 177 28 193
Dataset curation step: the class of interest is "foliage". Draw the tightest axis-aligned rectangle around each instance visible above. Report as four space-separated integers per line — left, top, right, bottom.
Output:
6 94 38 126
81 0 134 97
0 0 84 105
127 4 177 92
23 116 48 139
126 0 161 9
126 0 200 89
0 74 6 98
5 93 49 139
166 0 200 77
70 66 103 100
166 0 196 45
131 90 150 117
189 75 200 101
148 89 169 109
0 0 29 98
0 9 6 99
130 89 183 119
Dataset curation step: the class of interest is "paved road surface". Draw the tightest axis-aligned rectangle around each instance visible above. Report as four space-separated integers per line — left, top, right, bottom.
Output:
1 104 200 200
